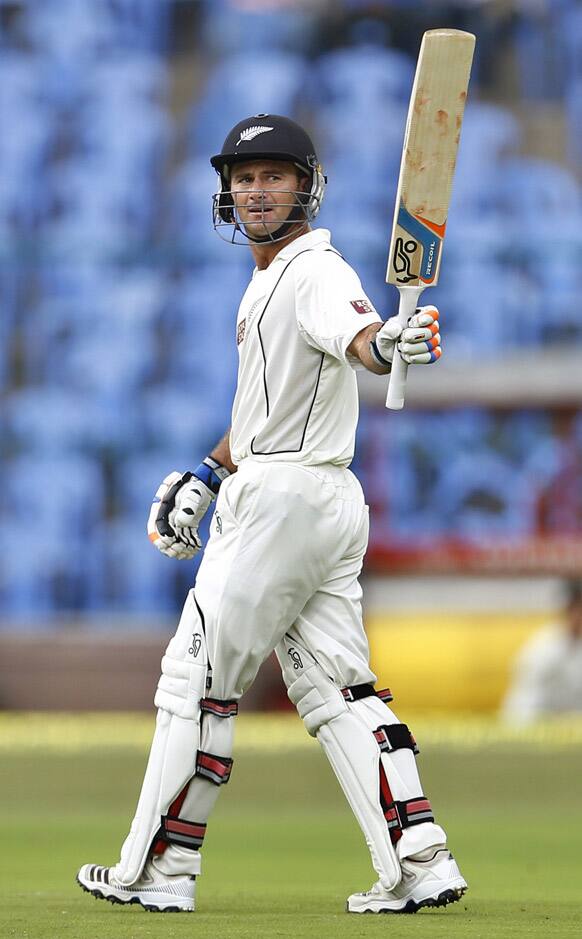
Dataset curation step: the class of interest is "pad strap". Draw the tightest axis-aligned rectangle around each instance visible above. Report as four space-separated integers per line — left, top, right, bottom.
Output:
156 818 207 851
341 684 393 703
196 750 233 786
383 797 435 832
200 698 239 718
374 723 419 755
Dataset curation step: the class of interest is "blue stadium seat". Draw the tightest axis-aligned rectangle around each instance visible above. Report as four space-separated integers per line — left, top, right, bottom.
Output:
21 0 118 60
500 157 581 222
166 158 254 263
189 53 307 157
101 517 197 614
534 254 582 343
20 0 171 59
114 453 206 521
566 76 582 165
513 12 563 99
455 102 522 173
2 386 138 455
100 0 172 53
138 386 230 457
434 444 538 541
45 157 153 252
85 51 169 108
75 99 172 183
167 266 247 341
22 266 167 383
313 45 414 111
316 103 407 177
0 77 54 230
0 454 106 613
198 0 318 56
558 4 582 81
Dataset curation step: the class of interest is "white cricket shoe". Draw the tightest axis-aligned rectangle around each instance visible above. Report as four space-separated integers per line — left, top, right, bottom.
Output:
347 847 467 914
76 861 195 912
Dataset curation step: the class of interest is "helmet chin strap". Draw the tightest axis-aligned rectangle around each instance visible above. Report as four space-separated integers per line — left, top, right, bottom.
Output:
240 198 309 245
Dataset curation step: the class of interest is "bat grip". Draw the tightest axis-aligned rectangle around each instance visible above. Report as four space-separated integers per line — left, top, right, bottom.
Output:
385 285 425 410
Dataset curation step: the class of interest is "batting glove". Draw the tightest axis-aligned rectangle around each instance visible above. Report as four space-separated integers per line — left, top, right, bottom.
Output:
372 305 442 366
148 459 229 560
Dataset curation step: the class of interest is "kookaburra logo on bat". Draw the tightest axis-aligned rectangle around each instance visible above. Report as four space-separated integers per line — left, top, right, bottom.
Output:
392 236 418 283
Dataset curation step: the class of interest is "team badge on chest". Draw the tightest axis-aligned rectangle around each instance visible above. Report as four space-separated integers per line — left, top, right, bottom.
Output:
237 318 246 345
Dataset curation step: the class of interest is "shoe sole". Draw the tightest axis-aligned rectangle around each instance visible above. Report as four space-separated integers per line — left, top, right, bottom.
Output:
75 875 193 913
347 884 467 914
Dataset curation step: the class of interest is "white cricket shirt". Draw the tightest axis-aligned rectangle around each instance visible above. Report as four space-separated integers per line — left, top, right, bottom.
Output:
230 229 381 466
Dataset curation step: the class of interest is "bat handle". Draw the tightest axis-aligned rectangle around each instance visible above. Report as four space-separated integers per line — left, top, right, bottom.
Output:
385 285 425 410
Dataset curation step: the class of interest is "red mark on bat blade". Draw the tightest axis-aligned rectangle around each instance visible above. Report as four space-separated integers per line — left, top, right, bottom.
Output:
414 88 430 114
436 110 448 134
459 91 467 102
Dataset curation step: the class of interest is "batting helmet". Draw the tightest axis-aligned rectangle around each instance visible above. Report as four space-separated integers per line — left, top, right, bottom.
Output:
210 114 326 243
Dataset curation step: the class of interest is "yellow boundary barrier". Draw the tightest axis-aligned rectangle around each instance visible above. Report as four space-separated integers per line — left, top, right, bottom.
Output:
1 712 582 752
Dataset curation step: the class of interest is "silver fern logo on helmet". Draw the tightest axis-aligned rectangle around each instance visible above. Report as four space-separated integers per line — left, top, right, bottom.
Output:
236 125 274 147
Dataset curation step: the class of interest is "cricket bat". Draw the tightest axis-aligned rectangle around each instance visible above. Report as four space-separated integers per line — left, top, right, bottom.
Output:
385 29 475 410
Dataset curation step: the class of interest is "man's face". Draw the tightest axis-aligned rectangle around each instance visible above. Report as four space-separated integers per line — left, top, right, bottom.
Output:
229 160 306 239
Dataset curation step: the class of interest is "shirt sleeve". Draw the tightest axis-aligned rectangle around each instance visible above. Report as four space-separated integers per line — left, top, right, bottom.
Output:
294 250 382 369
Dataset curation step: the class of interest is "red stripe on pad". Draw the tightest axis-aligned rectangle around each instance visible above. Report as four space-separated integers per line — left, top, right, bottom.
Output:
166 819 207 837
407 799 431 813
198 754 229 775
201 698 238 716
168 784 190 818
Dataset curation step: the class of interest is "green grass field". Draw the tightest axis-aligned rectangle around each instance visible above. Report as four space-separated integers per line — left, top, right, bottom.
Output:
1 714 581 939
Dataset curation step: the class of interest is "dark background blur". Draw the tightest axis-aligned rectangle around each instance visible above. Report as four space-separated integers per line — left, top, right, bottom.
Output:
0 0 581 713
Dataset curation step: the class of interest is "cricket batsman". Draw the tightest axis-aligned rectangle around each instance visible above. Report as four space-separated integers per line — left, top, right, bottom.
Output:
77 114 467 914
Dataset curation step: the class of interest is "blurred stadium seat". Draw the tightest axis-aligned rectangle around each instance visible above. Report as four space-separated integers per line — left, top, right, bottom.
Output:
189 52 307 156
314 44 414 111
198 0 319 56
0 454 106 613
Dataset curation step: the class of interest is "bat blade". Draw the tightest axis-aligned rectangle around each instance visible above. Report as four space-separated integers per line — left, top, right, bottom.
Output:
387 29 475 290
385 29 475 410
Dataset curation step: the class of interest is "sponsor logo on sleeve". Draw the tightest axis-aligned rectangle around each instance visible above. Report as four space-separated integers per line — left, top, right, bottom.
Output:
350 299 376 315
237 318 246 345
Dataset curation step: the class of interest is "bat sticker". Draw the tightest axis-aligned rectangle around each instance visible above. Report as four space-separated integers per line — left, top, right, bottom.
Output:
392 237 419 283
396 204 444 284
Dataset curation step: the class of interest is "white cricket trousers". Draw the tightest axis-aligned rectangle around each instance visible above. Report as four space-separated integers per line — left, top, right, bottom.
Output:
192 459 376 699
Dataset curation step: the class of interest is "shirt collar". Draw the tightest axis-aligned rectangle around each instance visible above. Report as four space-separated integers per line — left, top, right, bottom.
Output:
274 227 331 262
252 229 331 276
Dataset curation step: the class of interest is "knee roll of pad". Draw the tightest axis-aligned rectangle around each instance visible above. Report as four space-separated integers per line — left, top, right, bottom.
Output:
287 666 348 736
155 654 208 720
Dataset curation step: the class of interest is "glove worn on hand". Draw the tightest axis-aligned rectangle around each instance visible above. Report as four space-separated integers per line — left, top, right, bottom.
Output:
371 305 442 367
148 459 229 560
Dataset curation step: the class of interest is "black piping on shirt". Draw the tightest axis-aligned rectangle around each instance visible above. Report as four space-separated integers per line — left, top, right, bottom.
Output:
249 247 339 456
